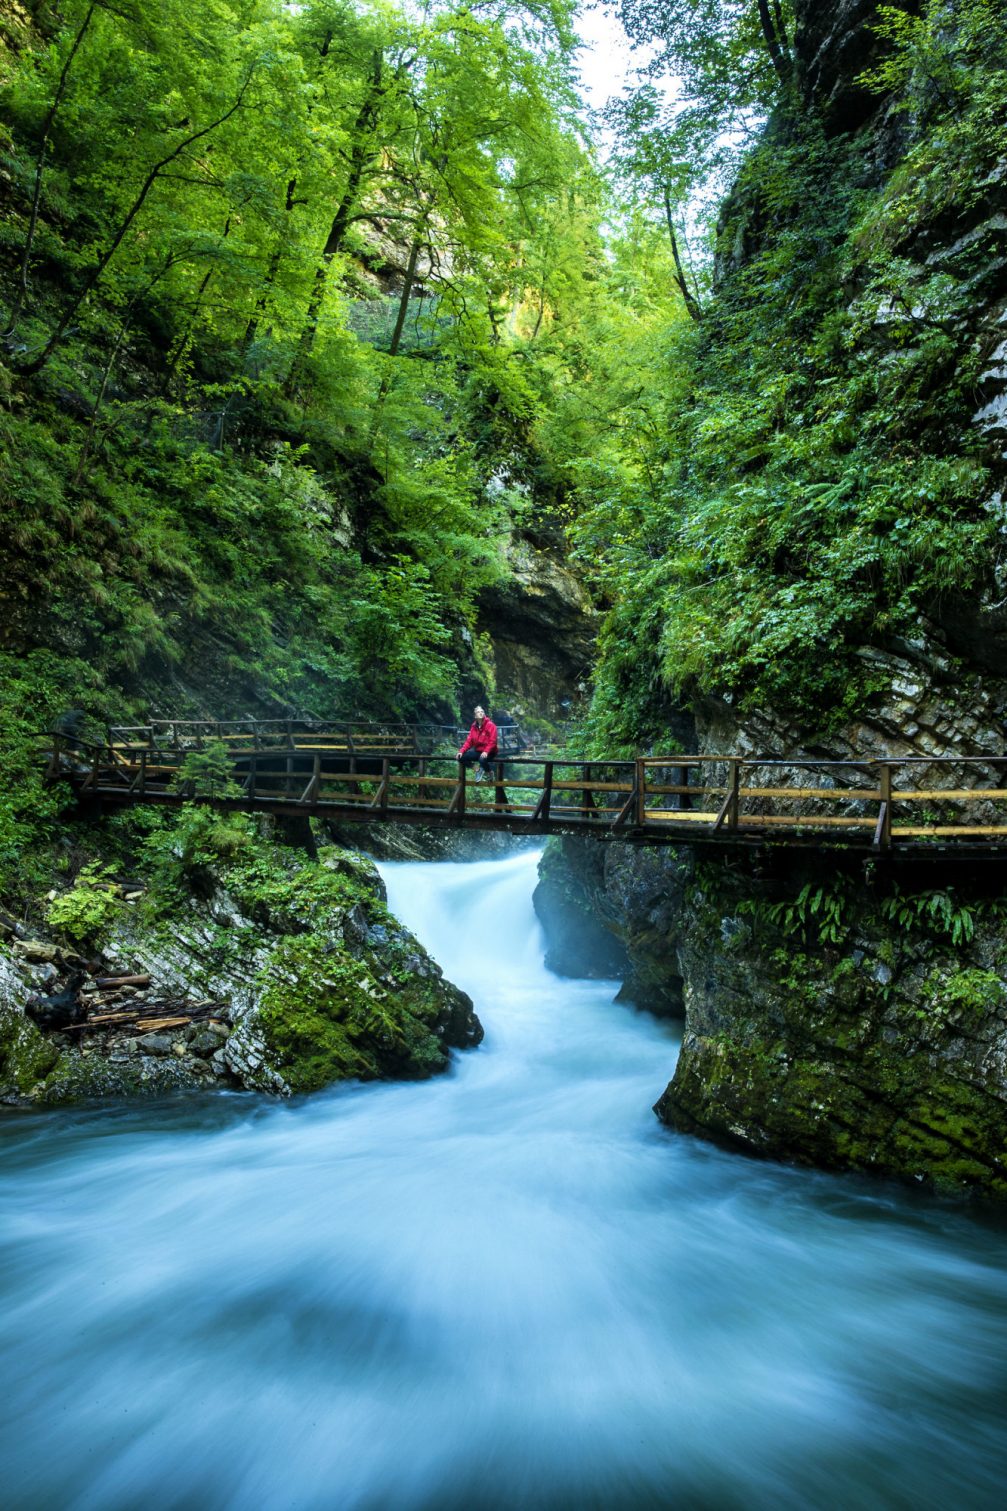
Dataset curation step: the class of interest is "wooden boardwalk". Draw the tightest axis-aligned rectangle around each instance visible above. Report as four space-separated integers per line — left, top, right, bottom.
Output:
43 723 1007 855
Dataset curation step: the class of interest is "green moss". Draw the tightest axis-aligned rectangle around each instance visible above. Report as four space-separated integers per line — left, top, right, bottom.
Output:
256 937 448 1092
661 1025 1007 1198
0 1005 59 1093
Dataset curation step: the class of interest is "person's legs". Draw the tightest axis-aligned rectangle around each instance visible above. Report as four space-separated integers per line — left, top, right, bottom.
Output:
460 749 483 780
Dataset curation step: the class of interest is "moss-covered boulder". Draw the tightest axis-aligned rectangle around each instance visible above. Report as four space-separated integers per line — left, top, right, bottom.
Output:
657 859 1007 1200
3 834 480 1105
105 841 481 1096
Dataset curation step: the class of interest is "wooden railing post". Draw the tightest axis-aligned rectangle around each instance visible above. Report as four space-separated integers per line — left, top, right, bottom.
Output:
248 757 257 802
532 761 552 824
713 758 741 833
636 759 646 828
139 749 146 795
875 763 892 851
380 757 390 816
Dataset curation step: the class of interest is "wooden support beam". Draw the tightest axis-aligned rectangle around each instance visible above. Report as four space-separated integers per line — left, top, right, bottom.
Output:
612 780 638 830
368 758 390 814
875 764 892 851
713 760 741 832
448 762 466 820
299 753 321 806
531 763 553 823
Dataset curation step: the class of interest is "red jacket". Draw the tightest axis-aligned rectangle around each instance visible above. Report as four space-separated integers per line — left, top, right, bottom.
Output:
459 717 498 757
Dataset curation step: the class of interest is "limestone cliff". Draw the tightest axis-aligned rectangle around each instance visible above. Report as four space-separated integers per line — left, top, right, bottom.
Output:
476 528 596 726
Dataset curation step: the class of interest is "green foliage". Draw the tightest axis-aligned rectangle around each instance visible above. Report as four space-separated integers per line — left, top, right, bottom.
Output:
740 880 850 946
0 0 603 763
46 862 122 946
141 805 254 898
931 967 1004 1019
880 885 978 946
578 3 1006 740
0 649 105 900
174 740 241 798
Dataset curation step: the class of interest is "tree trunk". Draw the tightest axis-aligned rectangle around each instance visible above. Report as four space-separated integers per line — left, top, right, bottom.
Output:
387 235 422 358
757 0 793 87
663 190 702 322
3 2 98 340
163 216 232 392
292 50 384 372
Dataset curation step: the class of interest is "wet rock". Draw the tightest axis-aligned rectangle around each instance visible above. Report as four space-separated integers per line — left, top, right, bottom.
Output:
1 955 59 1096
534 838 688 1013
477 532 596 722
137 1033 174 1056
185 1022 230 1055
12 941 59 964
532 839 630 980
655 854 1007 1200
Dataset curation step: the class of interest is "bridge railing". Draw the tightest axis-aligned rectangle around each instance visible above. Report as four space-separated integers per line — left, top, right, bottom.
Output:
104 719 530 757
638 755 1007 846
42 736 1007 847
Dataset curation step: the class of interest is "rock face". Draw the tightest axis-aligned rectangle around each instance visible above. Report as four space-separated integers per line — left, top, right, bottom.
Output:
1 845 481 1104
624 2 1007 1192
657 853 1007 1199
533 837 688 1013
532 839 630 981
793 0 916 130
476 530 596 724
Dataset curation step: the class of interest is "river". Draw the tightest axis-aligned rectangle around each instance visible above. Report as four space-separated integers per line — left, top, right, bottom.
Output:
3 849 1007 1509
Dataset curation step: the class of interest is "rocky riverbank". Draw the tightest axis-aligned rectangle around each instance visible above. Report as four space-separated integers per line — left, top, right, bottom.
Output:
1 835 480 1105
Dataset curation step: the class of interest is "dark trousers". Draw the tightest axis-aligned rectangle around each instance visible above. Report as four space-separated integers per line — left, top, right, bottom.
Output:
460 749 495 773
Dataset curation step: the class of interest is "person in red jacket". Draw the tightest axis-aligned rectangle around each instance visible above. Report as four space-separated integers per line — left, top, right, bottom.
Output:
457 705 498 782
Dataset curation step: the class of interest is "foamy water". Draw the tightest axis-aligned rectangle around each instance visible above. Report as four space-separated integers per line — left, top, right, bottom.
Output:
3 849 1007 1508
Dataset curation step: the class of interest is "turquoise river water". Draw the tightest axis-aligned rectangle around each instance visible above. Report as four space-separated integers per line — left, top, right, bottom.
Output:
3 848 1007 1509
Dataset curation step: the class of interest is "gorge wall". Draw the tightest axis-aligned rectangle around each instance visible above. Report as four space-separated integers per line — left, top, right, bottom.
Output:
534 0 1007 1199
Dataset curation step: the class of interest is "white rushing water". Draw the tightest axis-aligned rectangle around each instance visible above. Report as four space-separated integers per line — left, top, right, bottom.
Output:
3 848 1007 1509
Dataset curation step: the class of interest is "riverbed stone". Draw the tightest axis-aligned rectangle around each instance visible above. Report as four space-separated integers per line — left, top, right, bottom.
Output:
137 1033 174 1056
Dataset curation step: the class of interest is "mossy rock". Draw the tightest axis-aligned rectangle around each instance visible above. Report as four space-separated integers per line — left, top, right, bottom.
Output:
0 955 59 1096
255 934 479 1092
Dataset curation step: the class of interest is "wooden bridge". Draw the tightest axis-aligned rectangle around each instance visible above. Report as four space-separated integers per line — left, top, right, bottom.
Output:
43 720 1007 854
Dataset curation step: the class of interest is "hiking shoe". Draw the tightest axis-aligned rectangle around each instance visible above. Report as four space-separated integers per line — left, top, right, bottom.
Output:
474 766 484 783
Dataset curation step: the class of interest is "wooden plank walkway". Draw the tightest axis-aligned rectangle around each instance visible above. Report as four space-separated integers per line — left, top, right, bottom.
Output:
42 731 1007 854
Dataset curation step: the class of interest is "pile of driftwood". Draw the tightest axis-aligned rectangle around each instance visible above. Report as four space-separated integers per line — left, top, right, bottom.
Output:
12 940 226 1037
70 975 226 1036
